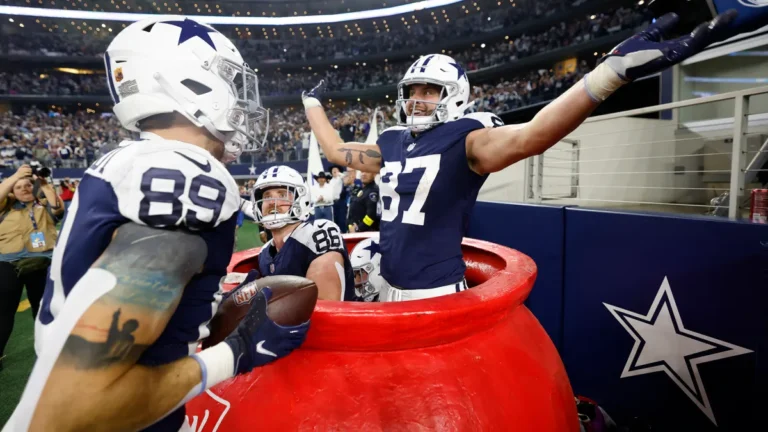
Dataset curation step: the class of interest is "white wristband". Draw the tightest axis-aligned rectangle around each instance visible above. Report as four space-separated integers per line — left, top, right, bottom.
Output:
192 342 235 392
583 62 628 102
303 96 322 109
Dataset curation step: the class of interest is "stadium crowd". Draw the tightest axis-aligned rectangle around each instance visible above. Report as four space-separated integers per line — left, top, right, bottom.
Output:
1 56 591 169
0 0 583 60
0 4 645 98
1 3 645 98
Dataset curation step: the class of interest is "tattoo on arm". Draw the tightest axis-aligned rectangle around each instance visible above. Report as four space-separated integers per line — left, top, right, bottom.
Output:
61 309 148 369
57 223 208 370
339 147 382 166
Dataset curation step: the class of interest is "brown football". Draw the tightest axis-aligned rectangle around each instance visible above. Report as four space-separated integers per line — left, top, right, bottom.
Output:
203 275 318 348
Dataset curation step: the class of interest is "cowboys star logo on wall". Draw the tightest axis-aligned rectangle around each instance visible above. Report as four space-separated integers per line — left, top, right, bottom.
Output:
604 277 752 425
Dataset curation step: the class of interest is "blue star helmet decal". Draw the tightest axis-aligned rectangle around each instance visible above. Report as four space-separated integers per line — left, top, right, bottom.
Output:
162 18 217 50
363 240 381 259
449 62 466 80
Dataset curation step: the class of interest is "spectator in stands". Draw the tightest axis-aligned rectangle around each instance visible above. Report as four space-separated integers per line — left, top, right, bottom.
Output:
312 171 336 221
0 164 63 370
329 165 348 232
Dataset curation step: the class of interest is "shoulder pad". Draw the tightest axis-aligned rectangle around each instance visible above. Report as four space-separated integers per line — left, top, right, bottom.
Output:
460 112 504 129
291 219 344 255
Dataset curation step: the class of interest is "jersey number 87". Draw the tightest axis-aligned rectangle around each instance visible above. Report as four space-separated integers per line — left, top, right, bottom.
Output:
379 154 440 226
138 167 226 230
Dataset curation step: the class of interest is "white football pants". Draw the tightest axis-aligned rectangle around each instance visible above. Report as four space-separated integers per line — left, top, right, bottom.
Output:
379 278 468 302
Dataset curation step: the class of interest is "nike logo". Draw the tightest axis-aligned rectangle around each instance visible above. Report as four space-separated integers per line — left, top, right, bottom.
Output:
174 151 211 173
256 340 277 357
317 222 327 228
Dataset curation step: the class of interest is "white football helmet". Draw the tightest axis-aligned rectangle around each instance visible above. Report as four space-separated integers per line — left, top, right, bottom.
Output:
396 54 471 132
349 237 384 302
105 16 268 162
251 166 312 230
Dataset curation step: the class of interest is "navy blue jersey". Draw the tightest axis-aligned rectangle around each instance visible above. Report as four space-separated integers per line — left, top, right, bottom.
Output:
377 112 503 289
257 218 357 301
18 136 241 432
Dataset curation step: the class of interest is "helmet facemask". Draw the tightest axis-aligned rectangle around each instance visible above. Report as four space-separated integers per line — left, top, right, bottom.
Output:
215 57 269 160
252 184 306 230
396 79 456 132
353 263 378 300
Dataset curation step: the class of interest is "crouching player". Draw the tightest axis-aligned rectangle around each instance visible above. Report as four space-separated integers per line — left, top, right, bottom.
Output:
250 166 358 302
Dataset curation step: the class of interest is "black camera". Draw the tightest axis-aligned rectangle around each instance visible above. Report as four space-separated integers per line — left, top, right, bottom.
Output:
29 161 51 178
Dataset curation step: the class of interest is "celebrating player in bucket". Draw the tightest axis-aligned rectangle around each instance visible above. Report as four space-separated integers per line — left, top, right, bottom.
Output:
4 17 309 432
249 165 358 302
303 11 737 301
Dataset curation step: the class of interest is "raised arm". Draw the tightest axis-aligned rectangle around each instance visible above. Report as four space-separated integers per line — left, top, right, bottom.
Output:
37 176 64 216
466 11 737 175
302 81 382 173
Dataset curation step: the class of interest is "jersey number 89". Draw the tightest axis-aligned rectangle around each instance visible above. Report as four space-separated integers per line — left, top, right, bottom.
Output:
138 167 226 230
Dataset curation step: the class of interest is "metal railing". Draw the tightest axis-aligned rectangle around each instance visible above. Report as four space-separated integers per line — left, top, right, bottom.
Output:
524 84 768 220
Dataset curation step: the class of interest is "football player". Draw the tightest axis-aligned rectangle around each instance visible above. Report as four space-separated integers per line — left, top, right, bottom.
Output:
303 11 738 301
250 165 357 301
4 17 309 432
349 237 385 302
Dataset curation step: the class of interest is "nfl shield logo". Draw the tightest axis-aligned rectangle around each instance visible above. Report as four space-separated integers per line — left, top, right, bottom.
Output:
269 263 275 274
233 285 257 306
114 67 124 83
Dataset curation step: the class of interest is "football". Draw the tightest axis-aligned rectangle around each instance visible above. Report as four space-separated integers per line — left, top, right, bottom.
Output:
203 275 318 348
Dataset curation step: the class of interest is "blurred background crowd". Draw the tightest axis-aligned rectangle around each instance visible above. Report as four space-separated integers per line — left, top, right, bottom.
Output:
0 0 651 168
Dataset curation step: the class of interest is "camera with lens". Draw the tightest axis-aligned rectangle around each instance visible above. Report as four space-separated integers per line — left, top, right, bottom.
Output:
29 161 52 178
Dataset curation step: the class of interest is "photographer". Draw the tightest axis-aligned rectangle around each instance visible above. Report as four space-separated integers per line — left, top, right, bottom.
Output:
0 164 63 369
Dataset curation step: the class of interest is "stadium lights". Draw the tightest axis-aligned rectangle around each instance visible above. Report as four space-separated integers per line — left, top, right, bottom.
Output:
0 0 463 25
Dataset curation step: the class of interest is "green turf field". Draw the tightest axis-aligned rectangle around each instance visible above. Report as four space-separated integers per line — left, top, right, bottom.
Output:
0 221 263 426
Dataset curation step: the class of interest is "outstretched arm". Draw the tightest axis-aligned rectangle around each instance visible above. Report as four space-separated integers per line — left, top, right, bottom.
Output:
466 10 738 175
466 83 598 174
303 82 383 173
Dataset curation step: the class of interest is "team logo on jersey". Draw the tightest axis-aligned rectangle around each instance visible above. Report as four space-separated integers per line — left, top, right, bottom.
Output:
407 143 416 152
114 67 124 83
604 277 753 424
233 284 258 306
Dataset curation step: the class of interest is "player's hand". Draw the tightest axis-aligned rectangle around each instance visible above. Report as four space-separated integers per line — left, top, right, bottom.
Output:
14 164 32 179
301 80 325 109
585 10 737 101
222 284 309 375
